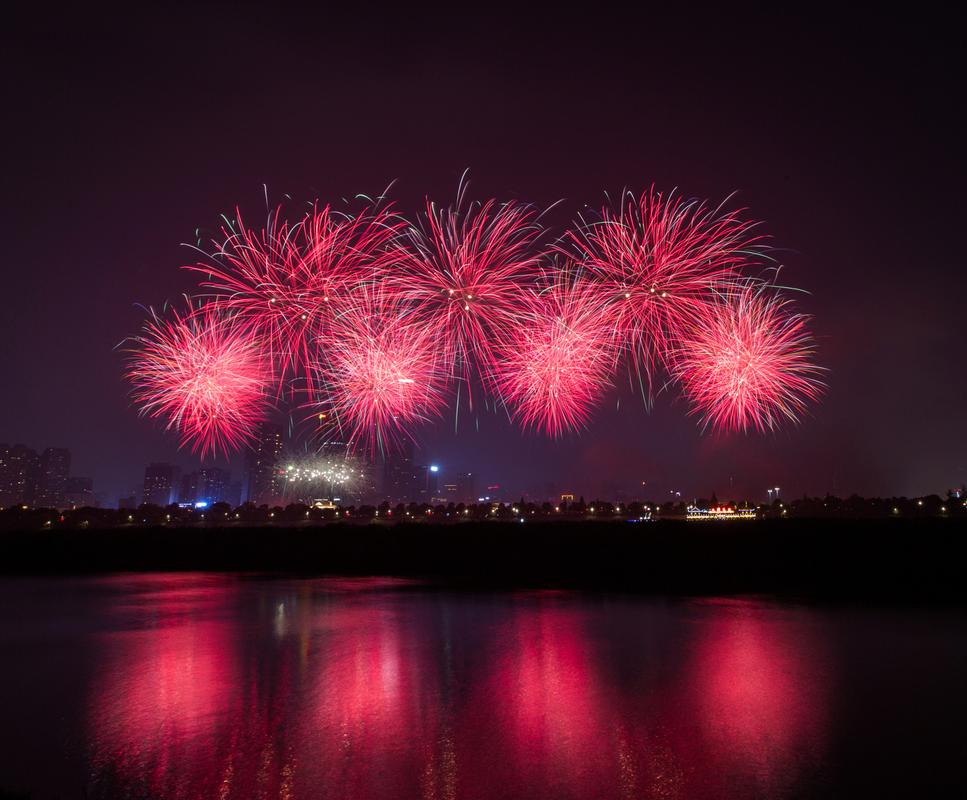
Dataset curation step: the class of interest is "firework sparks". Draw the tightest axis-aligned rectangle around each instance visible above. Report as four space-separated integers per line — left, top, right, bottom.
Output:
125 303 269 458
127 183 822 455
388 178 545 383
311 287 446 455
281 454 368 503
672 287 824 433
568 188 766 389
491 272 619 436
185 201 402 391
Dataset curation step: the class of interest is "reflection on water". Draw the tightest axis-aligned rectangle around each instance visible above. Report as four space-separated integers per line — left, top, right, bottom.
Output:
82 579 830 800
689 600 828 796
0 575 964 798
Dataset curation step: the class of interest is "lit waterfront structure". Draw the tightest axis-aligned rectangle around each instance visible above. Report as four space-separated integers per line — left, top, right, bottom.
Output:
686 505 756 521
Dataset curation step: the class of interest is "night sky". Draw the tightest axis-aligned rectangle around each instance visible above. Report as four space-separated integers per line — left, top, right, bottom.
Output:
2 5 963 503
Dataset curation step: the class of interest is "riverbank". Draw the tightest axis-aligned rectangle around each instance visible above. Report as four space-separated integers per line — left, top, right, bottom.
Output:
2 519 965 600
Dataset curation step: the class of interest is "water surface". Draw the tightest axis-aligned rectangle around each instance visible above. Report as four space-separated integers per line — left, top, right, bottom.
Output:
0 575 964 798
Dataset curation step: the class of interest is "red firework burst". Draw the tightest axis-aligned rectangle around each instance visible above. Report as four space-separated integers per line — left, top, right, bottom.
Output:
672 287 824 433
125 302 270 457
491 272 619 436
186 201 402 391
311 287 446 455
568 188 765 385
388 180 545 382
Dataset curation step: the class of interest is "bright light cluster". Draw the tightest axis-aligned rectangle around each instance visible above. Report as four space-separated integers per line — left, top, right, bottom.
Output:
125 178 824 457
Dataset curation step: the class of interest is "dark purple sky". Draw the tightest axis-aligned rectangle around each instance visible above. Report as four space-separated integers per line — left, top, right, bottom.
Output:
2 6 963 502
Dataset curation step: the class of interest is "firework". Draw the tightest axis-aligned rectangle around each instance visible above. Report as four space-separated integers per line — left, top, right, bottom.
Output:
388 179 545 383
568 188 765 388
671 287 824 433
125 303 269 458
281 454 368 504
186 201 402 390
127 184 821 456
491 271 619 436
311 286 446 455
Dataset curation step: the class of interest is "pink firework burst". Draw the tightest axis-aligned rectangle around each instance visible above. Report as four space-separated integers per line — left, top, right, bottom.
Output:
311 287 446 455
186 201 402 391
388 179 545 382
125 302 270 458
491 272 619 437
672 287 824 433
568 188 765 386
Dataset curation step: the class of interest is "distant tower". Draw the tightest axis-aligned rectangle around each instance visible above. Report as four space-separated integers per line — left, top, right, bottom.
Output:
457 472 476 504
180 471 199 504
246 422 284 505
198 467 229 505
224 480 243 509
142 463 178 506
382 441 417 503
37 447 71 508
0 444 41 507
63 476 94 509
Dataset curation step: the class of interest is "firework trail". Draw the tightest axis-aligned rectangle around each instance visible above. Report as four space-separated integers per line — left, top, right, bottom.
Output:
310 285 446 456
567 187 766 393
671 286 825 433
490 270 620 436
125 302 269 458
387 176 545 385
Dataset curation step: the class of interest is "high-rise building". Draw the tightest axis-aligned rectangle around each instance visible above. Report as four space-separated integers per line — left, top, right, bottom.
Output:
246 422 284 505
142 463 179 506
457 472 477 504
180 468 232 505
198 467 229 505
224 481 243 509
36 447 71 508
382 442 419 503
180 471 199 504
0 444 41 507
63 476 94 509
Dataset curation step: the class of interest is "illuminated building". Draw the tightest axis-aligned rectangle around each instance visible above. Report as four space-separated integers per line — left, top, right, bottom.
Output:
224 481 242 508
457 472 476 504
0 443 40 507
199 468 228 505
63 476 94 509
36 447 71 508
383 442 419 502
142 463 179 506
182 468 231 506
245 422 284 505
179 471 198 505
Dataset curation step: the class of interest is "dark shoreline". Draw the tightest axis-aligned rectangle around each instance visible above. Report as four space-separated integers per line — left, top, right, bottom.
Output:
2 519 965 601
